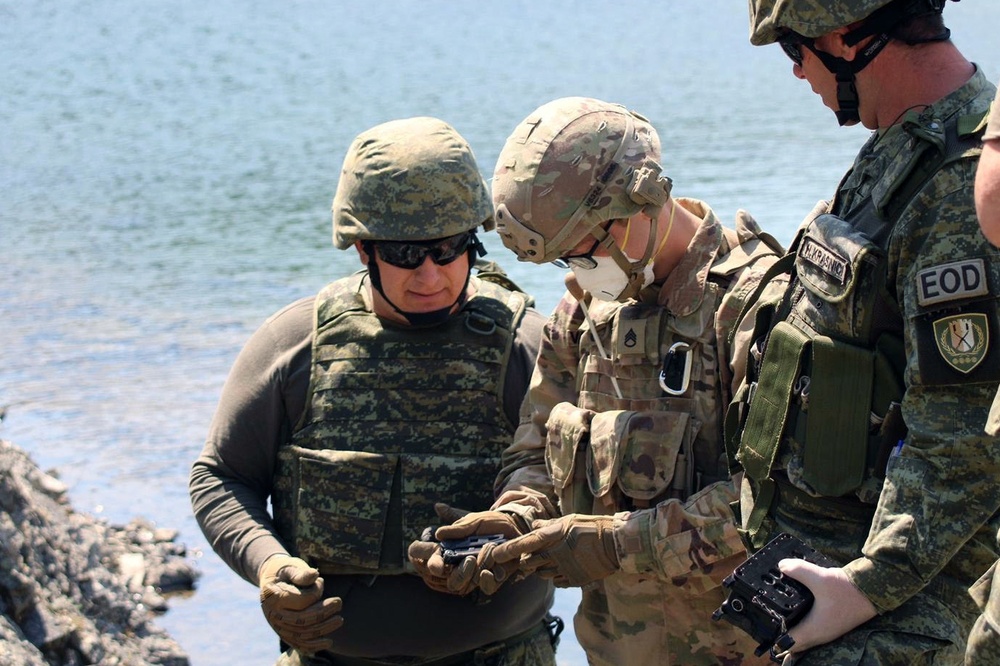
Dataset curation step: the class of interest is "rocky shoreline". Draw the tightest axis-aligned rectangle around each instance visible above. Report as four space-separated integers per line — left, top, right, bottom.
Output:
1 439 198 665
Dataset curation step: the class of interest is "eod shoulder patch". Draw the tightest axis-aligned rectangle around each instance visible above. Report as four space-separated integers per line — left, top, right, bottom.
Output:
912 258 999 385
916 259 988 307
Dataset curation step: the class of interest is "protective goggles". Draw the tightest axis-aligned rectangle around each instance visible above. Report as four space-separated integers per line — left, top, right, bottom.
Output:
372 231 473 270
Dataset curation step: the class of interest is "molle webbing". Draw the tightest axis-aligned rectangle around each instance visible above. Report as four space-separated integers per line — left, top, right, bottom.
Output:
297 275 524 439
738 321 808 484
275 274 527 575
735 103 989 548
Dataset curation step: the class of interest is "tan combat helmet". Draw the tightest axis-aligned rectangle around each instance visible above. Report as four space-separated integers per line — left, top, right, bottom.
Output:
492 97 672 299
332 116 494 249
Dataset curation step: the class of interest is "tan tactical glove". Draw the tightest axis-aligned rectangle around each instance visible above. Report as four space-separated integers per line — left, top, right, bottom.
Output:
258 554 344 654
407 503 528 596
483 514 620 589
432 503 529 541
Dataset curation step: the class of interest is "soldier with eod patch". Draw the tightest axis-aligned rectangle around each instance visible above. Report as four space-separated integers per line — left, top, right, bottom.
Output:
724 0 1000 663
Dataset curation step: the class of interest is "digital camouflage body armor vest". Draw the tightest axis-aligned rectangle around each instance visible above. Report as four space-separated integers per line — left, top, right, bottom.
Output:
272 272 529 575
731 105 992 557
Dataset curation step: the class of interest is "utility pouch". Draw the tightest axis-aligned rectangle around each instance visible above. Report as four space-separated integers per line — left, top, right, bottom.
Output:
800 337 873 496
279 446 397 571
545 402 596 515
738 321 809 485
588 408 695 508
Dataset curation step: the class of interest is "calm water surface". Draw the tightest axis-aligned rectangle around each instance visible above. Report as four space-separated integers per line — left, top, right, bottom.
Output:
2 1 997 664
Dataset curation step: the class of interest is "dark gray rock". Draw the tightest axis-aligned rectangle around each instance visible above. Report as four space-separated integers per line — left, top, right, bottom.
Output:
0 439 198 665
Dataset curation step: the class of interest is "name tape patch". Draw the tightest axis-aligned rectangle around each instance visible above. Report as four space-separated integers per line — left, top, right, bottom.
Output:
916 258 988 307
800 237 848 284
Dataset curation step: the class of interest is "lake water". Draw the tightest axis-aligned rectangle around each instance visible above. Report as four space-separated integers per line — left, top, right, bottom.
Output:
2 1 997 664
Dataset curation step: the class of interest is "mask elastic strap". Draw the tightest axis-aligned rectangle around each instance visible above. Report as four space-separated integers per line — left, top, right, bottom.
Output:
654 199 677 257
610 197 676 301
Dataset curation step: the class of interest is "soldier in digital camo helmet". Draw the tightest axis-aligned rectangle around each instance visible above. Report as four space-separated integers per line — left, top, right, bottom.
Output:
721 0 1000 663
191 116 562 666
408 95 785 665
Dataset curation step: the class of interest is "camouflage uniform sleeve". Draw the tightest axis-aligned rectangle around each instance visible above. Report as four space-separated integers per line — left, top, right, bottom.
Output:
985 86 1000 142
844 160 1000 613
492 293 582 521
615 480 746 583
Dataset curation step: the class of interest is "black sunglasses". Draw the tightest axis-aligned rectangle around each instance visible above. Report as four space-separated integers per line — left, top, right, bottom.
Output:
373 232 473 270
778 33 813 67
552 221 615 270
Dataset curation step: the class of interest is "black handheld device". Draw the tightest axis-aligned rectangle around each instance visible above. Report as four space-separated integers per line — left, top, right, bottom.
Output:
439 534 507 564
711 532 839 661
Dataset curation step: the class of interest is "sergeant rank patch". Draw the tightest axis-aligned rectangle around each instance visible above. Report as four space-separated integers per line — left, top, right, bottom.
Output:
932 313 989 374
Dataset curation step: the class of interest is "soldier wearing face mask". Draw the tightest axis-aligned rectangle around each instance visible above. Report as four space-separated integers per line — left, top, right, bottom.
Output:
407 97 785 665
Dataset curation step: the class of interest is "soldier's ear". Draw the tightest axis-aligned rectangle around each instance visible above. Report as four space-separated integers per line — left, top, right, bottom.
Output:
820 26 855 60
356 240 370 264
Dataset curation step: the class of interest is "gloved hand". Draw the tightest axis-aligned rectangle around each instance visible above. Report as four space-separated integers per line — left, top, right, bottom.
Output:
432 503 529 541
407 503 528 596
482 514 620 589
258 554 344 654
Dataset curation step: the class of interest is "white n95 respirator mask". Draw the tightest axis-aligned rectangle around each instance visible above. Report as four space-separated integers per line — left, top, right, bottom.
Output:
572 254 654 301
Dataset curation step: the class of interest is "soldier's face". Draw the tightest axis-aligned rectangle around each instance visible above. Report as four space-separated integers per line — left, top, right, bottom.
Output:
358 241 471 322
791 30 870 128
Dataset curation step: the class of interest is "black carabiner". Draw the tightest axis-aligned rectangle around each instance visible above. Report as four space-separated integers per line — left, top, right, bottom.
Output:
659 341 692 395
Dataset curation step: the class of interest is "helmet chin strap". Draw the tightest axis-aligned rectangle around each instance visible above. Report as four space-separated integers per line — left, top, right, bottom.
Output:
809 31 891 126
578 163 672 303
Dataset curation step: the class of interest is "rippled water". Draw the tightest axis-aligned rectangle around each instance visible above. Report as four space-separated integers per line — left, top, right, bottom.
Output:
2 1 997 664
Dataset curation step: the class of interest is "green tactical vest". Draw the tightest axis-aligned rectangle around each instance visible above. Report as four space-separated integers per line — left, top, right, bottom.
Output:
730 109 989 552
272 271 529 575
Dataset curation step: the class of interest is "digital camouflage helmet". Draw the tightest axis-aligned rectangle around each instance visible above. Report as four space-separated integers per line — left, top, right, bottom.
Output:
750 0 896 45
749 0 954 124
492 97 672 299
332 116 495 249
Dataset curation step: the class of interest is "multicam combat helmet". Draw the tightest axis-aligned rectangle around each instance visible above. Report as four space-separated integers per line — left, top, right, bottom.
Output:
332 116 494 249
491 97 672 268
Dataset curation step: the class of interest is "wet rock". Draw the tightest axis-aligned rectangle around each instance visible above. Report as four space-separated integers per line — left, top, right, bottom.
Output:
0 439 198 665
